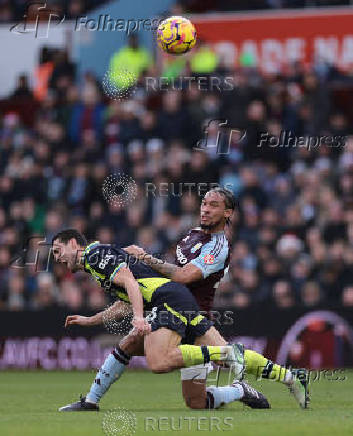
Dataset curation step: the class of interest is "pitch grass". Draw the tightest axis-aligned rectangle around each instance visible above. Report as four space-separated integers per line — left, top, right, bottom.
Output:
0 369 352 436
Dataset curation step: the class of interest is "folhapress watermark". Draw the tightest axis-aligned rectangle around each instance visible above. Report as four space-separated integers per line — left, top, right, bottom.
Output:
258 131 347 151
253 366 346 382
194 119 247 155
10 2 162 38
75 16 162 35
10 2 65 38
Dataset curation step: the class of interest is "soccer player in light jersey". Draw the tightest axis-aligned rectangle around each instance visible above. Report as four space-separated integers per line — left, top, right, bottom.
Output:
54 228 269 411
57 188 308 412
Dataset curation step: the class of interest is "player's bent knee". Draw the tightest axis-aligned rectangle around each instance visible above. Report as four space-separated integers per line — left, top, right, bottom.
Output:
120 334 144 356
146 358 172 374
149 362 171 374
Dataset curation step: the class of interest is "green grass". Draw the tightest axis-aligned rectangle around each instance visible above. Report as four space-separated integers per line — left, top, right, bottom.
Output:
0 369 352 436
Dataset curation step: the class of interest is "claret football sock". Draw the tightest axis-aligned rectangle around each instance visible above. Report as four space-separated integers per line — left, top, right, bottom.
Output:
244 349 292 384
86 346 131 404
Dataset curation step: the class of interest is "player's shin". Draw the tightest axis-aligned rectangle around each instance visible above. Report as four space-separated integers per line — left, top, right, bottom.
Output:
178 344 233 367
244 349 293 384
244 349 309 408
86 346 131 404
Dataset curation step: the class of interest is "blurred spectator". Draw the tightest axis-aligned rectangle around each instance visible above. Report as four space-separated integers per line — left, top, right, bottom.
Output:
273 280 295 308
34 273 57 309
342 286 353 307
49 50 76 92
61 279 83 309
301 281 323 307
11 74 34 100
34 48 55 101
69 84 105 144
190 40 219 75
108 34 151 90
8 273 25 310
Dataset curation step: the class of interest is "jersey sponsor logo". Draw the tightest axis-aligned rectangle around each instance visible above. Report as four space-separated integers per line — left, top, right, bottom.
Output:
176 244 188 264
191 242 202 253
103 279 112 290
99 254 115 269
145 307 158 323
204 254 215 264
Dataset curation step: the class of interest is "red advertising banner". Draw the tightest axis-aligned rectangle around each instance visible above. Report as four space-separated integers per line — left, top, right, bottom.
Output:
191 8 353 73
0 308 352 369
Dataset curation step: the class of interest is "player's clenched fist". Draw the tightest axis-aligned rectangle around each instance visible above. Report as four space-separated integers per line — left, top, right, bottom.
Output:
65 315 92 328
132 316 151 335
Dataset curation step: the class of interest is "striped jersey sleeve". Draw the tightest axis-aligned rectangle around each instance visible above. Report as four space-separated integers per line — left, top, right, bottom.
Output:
84 244 127 282
190 234 229 278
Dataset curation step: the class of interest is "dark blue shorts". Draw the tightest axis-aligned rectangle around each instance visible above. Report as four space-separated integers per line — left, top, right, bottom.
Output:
147 281 213 341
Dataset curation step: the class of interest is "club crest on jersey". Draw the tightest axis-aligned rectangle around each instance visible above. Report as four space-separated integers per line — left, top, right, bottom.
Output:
204 254 214 264
191 242 202 253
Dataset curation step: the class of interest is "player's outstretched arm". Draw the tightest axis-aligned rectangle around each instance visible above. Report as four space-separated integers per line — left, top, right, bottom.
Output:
112 266 151 336
64 301 131 328
124 245 202 284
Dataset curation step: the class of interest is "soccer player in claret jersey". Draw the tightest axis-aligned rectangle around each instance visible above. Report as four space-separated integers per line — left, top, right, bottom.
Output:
53 227 269 412
57 189 309 412
125 188 309 410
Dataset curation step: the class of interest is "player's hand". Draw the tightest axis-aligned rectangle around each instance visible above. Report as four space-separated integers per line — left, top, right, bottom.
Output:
125 245 147 261
65 315 92 328
132 316 151 336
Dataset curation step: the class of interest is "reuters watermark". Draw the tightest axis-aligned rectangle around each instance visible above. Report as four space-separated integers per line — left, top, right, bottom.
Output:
143 308 234 328
144 416 233 431
145 76 235 92
102 76 237 101
102 173 138 207
101 173 235 203
258 131 347 151
102 408 137 436
145 182 234 198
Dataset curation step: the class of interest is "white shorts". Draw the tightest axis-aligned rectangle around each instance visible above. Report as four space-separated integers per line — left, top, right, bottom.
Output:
180 363 213 381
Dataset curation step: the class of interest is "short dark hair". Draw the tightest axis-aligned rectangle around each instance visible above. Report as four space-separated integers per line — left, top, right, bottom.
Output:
52 229 87 246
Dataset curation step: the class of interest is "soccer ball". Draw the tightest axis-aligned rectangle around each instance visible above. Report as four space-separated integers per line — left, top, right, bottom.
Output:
157 16 197 55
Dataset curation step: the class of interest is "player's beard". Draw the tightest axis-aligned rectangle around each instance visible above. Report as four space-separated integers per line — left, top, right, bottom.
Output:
200 218 222 230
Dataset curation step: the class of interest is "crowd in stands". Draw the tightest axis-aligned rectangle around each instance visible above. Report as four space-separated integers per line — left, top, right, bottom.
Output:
0 29 352 312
